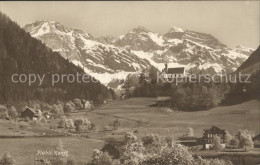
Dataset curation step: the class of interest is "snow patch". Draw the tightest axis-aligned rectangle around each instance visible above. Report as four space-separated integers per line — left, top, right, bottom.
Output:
148 32 164 46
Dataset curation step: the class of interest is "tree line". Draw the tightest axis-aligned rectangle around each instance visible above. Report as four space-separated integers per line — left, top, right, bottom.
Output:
128 65 259 111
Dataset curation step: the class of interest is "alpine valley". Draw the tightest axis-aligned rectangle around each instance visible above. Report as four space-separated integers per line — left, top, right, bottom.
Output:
24 21 254 88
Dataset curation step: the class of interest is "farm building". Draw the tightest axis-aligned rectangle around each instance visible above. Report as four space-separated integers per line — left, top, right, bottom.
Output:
21 107 37 120
200 126 227 150
178 136 199 147
21 107 43 120
253 134 260 148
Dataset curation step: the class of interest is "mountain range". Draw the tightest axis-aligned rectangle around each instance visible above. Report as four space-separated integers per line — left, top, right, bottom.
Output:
24 21 255 88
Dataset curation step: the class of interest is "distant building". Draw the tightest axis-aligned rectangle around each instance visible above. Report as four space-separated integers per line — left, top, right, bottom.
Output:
162 63 185 78
200 126 227 150
178 136 199 147
21 107 43 120
253 134 260 148
21 107 37 120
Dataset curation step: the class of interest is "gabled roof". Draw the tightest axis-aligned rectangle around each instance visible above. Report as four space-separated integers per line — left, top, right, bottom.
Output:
179 136 197 141
167 67 185 74
204 126 226 134
23 108 36 114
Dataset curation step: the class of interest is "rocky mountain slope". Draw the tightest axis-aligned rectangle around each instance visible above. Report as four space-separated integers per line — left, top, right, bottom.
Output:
24 21 254 86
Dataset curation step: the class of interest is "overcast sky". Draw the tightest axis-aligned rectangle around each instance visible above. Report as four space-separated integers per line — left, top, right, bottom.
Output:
1 1 259 48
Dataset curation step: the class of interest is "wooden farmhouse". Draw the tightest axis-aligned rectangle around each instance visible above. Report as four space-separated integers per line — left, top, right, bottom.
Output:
21 108 37 120
199 126 227 150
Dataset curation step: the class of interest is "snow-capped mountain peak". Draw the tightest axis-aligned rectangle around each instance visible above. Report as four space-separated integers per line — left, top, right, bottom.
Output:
24 21 254 88
24 21 151 85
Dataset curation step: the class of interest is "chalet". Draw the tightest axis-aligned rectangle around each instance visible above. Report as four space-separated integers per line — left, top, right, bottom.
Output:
21 107 37 120
156 96 172 107
253 134 260 148
200 126 227 150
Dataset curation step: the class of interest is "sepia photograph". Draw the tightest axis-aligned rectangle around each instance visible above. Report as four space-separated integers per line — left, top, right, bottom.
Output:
0 1 259 165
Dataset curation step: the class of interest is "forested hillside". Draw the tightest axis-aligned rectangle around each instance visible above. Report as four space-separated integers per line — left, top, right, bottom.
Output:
0 12 115 103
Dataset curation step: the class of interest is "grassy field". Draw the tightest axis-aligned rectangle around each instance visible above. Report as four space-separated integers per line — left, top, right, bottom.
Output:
0 97 259 164
0 137 104 165
94 97 260 138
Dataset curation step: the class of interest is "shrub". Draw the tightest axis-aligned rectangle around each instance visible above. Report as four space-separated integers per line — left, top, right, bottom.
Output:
224 132 233 143
64 101 75 113
140 141 194 165
65 119 75 130
73 99 83 110
0 152 15 165
229 137 239 148
124 132 137 143
237 130 254 151
8 106 18 121
74 118 92 132
211 136 224 152
164 136 173 145
0 105 8 119
51 104 64 119
58 116 67 128
0 105 7 112
142 134 161 146
92 149 113 165
120 142 146 165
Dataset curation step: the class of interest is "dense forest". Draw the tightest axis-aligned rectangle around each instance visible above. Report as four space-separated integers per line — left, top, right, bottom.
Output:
0 12 115 104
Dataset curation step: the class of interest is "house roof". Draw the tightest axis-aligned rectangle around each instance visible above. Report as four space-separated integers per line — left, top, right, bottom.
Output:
167 67 185 74
23 108 36 114
203 126 226 134
179 136 197 141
